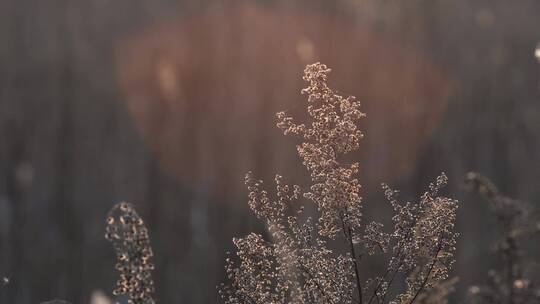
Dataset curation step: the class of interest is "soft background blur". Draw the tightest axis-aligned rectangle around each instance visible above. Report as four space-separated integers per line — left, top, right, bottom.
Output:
0 0 539 303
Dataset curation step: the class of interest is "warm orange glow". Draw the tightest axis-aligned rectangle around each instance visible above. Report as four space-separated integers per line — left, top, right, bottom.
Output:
115 3 451 199
296 37 316 63
156 58 181 102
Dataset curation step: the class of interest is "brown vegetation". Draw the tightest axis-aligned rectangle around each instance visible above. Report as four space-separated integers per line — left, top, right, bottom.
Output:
218 63 458 304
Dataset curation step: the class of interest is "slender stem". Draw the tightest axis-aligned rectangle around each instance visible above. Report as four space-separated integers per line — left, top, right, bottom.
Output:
368 197 431 304
367 236 409 304
367 267 392 304
300 265 329 303
408 244 442 304
340 214 363 304
348 226 364 304
380 255 406 303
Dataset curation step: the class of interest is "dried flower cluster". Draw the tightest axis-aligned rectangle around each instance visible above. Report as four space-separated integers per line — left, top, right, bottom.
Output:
276 63 364 240
219 63 459 304
219 173 355 304
105 202 155 304
365 175 458 304
465 172 540 304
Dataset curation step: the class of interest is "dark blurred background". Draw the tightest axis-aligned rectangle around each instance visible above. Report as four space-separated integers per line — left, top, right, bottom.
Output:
0 0 539 303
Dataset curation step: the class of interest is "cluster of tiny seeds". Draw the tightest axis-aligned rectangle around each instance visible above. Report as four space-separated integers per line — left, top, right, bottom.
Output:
221 63 460 304
363 174 459 304
392 174 458 304
220 171 355 304
363 222 389 255
277 62 365 239
105 202 155 304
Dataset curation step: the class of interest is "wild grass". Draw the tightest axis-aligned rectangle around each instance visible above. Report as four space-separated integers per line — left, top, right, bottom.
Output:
25 63 539 304
218 63 459 304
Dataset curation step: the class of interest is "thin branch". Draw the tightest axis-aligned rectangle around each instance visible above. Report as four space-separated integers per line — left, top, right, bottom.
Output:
299 265 329 303
340 213 363 304
348 226 364 304
408 243 443 304
380 255 406 304
367 235 409 304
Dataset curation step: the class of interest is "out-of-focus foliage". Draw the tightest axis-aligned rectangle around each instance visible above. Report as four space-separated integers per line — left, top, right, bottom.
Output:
465 172 540 304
